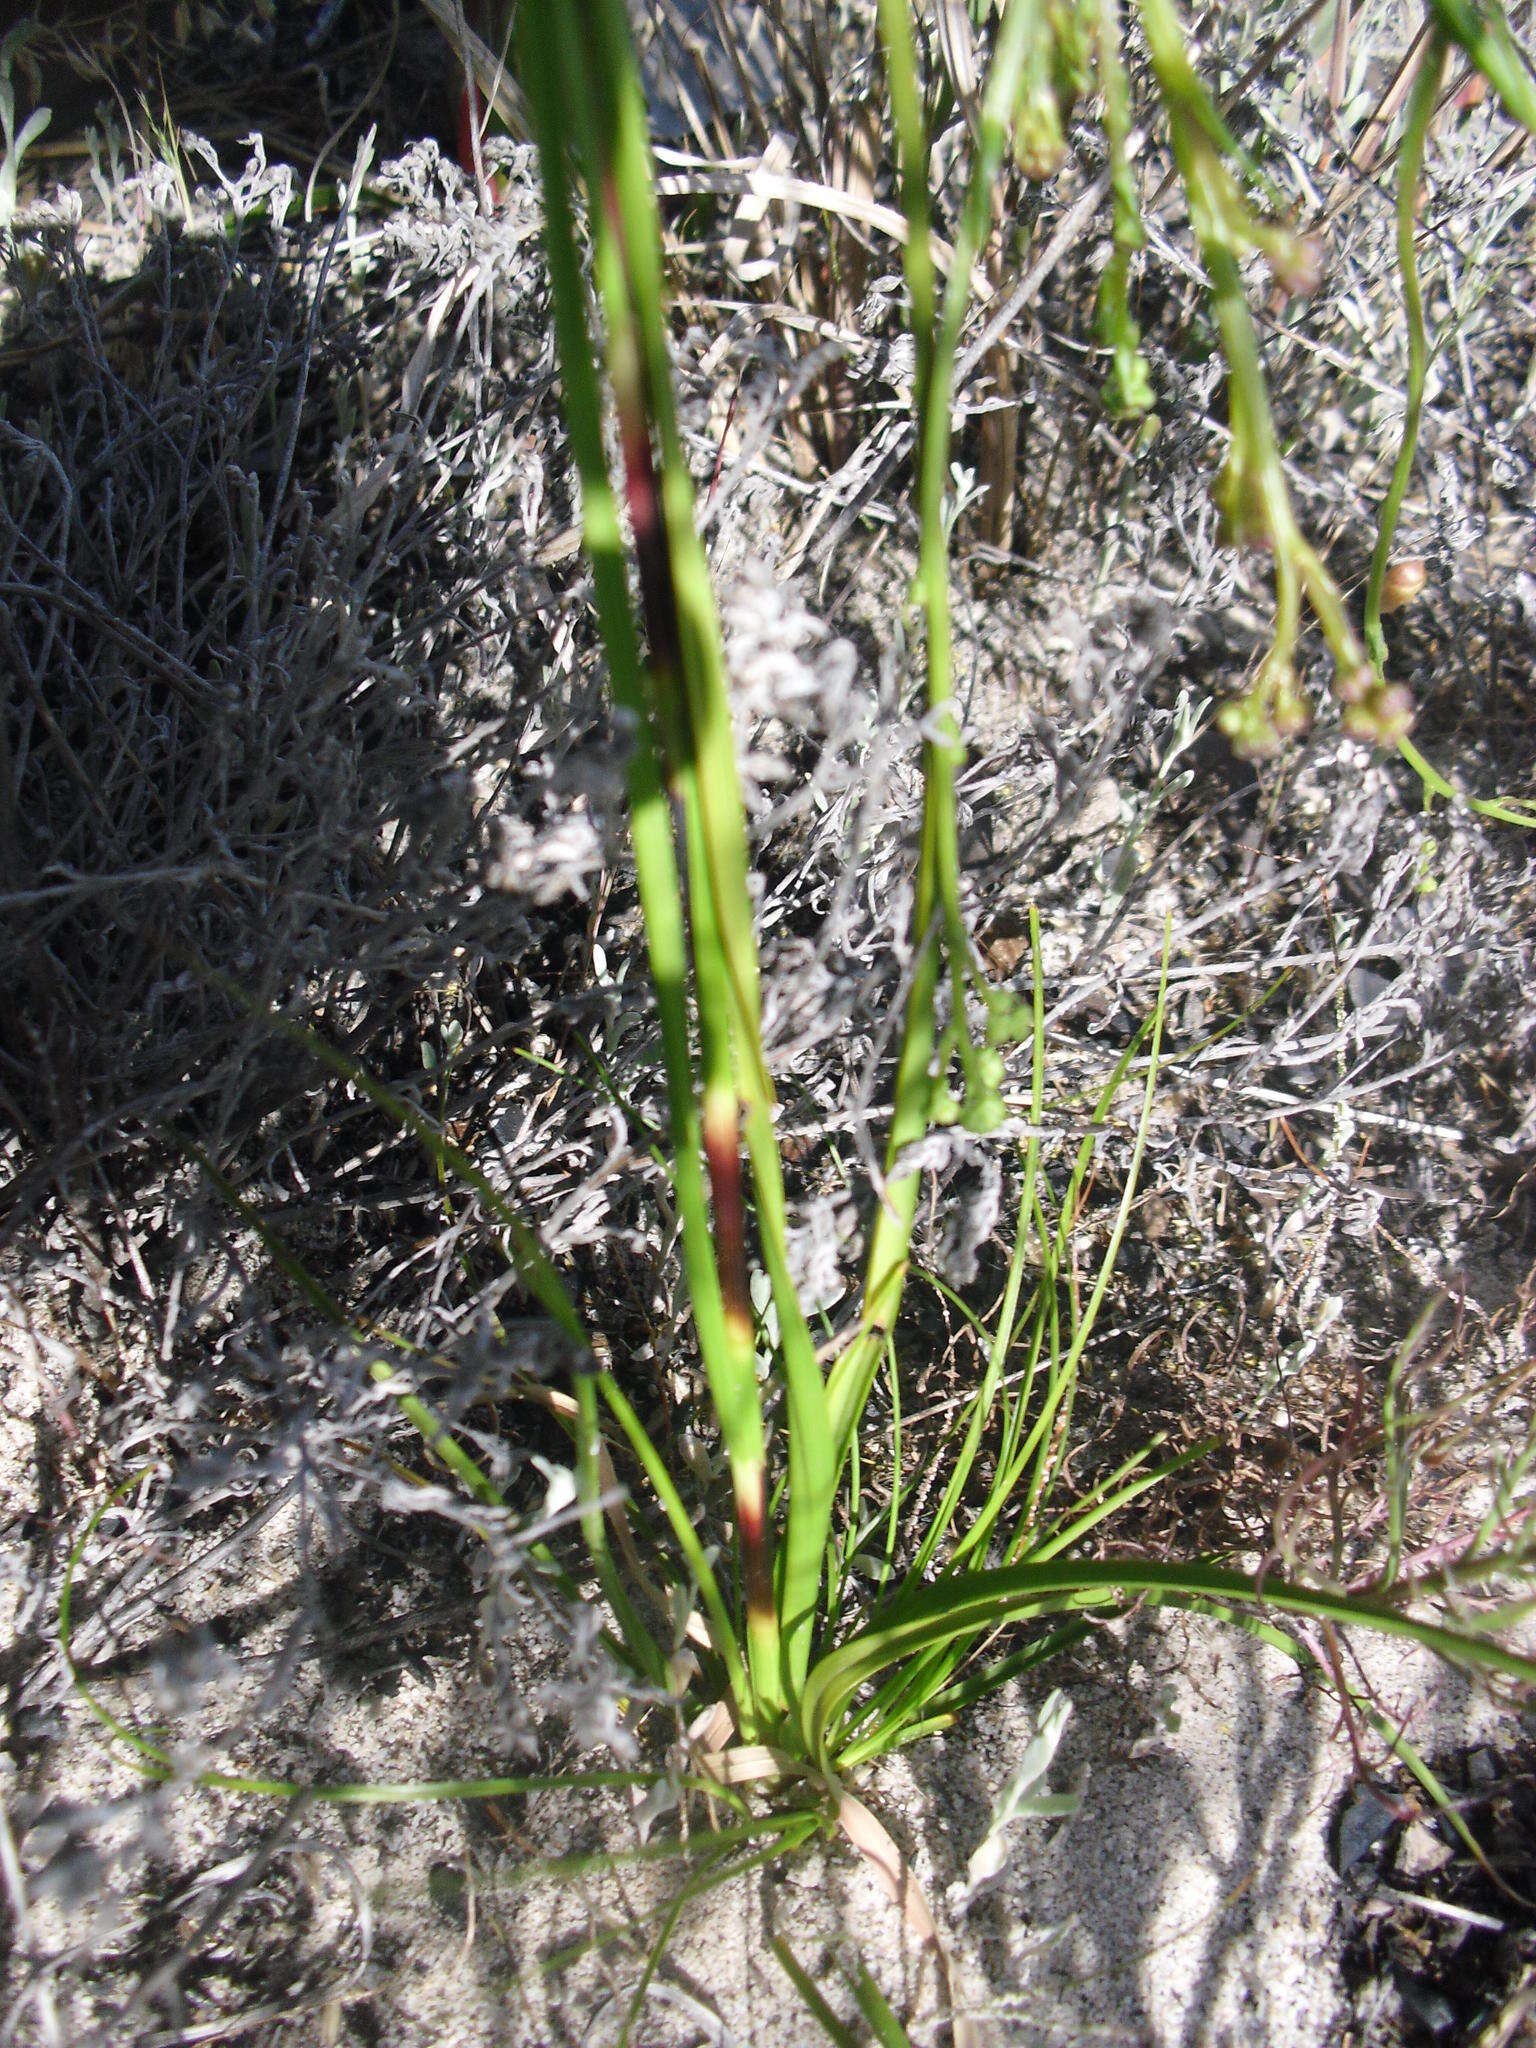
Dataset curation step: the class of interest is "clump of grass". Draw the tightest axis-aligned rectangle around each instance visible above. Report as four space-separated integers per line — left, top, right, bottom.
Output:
0 165 490 1207
509 0 1536 1753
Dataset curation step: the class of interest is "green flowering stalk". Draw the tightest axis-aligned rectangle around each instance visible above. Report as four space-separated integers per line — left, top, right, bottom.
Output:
1137 0 1410 755
1094 0 1155 419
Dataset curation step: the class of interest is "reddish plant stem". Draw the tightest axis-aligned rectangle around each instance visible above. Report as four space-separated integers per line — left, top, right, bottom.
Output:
598 173 689 754
735 1462 776 1637
593 169 755 1334
703 1104 754 1341
589 165 771 1646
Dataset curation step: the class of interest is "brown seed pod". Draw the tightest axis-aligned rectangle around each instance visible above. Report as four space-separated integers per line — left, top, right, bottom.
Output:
1334 661 1375 706
1379 558 1429 613
1271 230 1326 300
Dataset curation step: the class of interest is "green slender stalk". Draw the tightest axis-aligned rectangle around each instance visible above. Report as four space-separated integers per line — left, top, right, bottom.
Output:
906 0 1036 1122
1095 0 1154 416
902 910 1048 1586
827 0 1036 1471
876 0 938 392
770 1936 862 2048
1021 941 1168 1530
820 6 951 1461
1397 737 1536 827
852 1967 917 2048
522 1 788 1725
1428 0 1536 131
827 855 942 1458
879 1343 904 1595
573 1369 671 1689
675 772 782 1710
1354 19 1536 828
1466 1433 1536 1582
589 0 837 1701
1363 29 1447 673
598 1374 755 1729
543 0 843 1712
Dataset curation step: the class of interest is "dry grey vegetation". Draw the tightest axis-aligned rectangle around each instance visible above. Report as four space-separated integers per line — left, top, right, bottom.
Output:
1 3 1535 2044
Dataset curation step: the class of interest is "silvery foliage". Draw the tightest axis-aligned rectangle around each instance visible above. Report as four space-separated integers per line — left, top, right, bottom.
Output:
486 803 607 904
0 127 658 1893
933 1151 1004 1288
534 1602 647 1764
725 560 919 1107
783 1193 859 1312
720 559 1053 1299
952 1688 1080 1909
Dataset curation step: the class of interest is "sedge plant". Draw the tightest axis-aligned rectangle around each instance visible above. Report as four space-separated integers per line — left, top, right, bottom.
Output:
61 0 1536 2028
503 0 1536 1802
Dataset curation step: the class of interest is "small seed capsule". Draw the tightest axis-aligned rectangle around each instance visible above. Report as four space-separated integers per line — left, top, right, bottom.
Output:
1379 558 1428 613
1271 230 1325 299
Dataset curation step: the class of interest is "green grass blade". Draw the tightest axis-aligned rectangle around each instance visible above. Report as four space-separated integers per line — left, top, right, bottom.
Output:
598 1373 754 1729
1024 1437 1209 1562
770 1936 862 2047
851 1964 916 2048
915 1620 1096 1729
571 0 838 1699
905 914 1049 1584
573 1370 670 1689
803 1556 1536 1774
522 0 794 1724
1429 0 1536 134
